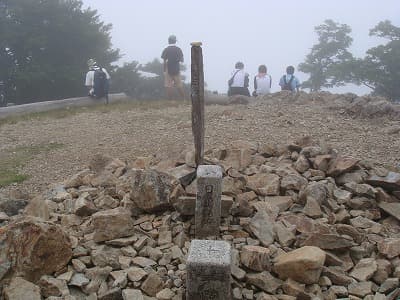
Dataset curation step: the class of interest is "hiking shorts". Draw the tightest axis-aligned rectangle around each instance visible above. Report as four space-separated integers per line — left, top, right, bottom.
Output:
164 72 183 88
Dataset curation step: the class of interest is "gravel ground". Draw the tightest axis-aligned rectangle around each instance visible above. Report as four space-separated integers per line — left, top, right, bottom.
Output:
0 100 399 197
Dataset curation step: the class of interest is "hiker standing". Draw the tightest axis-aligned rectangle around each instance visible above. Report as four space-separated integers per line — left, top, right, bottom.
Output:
85 59 111 104
253 65 272 97
228 62 250 97
161 35 185 101
279 66 300 92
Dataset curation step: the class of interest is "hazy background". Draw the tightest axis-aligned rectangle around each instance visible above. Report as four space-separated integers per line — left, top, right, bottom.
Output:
83 0 400 95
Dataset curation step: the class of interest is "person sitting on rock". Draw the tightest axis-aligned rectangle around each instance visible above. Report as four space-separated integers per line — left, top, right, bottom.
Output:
253 65 272 97
228 62 250 97
279 66 300 92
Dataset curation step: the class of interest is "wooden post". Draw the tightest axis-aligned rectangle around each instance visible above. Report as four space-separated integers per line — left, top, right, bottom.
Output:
191 42 204 167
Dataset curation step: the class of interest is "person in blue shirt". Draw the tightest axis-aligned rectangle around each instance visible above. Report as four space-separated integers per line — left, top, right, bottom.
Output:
279 66 300 92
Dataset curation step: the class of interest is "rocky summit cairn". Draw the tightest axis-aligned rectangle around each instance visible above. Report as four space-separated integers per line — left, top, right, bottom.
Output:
0 136 400 298
187 239 231 300
195 165 223 238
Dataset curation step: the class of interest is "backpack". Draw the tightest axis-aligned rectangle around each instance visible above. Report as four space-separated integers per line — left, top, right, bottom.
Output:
282 75 295 91
93 68 108 98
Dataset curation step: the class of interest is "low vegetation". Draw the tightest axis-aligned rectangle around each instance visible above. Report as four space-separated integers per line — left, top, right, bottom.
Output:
0 143 64 187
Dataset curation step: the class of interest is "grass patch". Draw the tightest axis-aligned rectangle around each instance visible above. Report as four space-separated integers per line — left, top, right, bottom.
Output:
0 99 184 127
0 142 64 188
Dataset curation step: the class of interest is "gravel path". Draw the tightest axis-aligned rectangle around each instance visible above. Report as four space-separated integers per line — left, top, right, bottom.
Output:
0 100 399 196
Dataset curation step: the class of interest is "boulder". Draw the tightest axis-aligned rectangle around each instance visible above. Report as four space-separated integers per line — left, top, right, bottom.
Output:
92 207 134 242
119 169 179 212
3 277 41 300
249 211 275 246
274 246 326 284
246 173 281 196
0 217 72 282
240 245 271 271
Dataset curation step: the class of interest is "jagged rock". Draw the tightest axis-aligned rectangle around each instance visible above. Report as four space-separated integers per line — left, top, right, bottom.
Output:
126 267 147 282
0 217 72 282
39 275 69 297
327 156 359 177
156 288 175 300
367 172 400 191
313 155 332 172
92 207 134 242
24 196 50 221
274 221 296 247
302 233 354 250
373 259 392 284
222 176 246 195
294 155 310 173
222 147 254 171
281 174 308 191
350 258 378 281
274 246 326 284
344 182 377 198
377 238 400 258
300 182 327 218
379 278 399 294
322 266 354 286
91 246 122 269
240 245 271 271
69 272 90 287
122 289 144 300
265 196 293 212
84 266 112 294
3 277 41 300
231 264 246 281
0 196 28 217
98 287 122 300
348 281 373 298
74 192 97 216
249 211 275 246
246 173 281 196
140 273 164 296
378 202 400 221
167 165 196 187
246 271 283 294
119 169 179 213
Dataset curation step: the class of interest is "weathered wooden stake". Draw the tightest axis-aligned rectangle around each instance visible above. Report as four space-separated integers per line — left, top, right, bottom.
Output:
191 42 205 167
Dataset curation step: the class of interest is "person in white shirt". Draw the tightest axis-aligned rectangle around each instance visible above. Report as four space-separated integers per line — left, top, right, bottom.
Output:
85 58 111 103
228 62 250 97
253 65 272 97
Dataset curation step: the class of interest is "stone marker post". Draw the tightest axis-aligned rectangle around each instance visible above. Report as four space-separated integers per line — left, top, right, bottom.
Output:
187 239 232 300
195 165 222 238
191 42 205 167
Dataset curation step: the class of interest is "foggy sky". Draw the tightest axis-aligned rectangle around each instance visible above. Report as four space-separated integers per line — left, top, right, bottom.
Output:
82 0 400 95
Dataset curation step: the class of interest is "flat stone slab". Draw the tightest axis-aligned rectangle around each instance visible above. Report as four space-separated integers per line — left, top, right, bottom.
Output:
367 172 400 191
187 240 231 300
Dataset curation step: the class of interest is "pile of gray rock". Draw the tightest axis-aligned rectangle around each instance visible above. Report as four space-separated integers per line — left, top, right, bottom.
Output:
260 91 400 120
1 138 400 300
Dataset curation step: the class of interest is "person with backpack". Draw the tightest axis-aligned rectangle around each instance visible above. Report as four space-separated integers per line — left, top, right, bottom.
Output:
85 59 111 104
228 62 250 97
253 65 272 97
279 66 300 93
161 35 185 101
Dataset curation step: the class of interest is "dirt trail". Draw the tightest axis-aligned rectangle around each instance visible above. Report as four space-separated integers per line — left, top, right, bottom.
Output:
0 100 399 196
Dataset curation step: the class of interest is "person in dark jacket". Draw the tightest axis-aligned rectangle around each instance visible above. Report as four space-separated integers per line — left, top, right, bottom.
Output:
161 35 185 100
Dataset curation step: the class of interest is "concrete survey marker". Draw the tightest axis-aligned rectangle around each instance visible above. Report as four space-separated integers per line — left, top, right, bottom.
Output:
187 239 231 300
195 165 223 238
